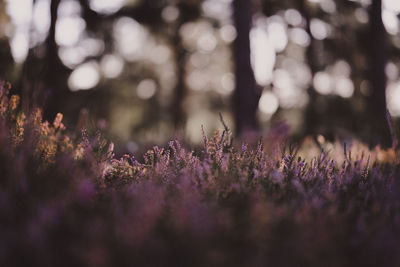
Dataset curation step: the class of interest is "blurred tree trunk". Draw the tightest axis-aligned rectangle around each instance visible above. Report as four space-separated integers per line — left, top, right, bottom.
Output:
172 34 186 130
368 0 391 147
0 40 14 81
77 0 193 131
299 0 322 139
172 6 186 131
42 0 64 120
232 0 259 136
171 3 200 131
21 0 68 119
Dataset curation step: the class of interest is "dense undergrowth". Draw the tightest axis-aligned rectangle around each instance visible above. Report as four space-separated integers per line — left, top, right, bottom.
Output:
1 81 400 267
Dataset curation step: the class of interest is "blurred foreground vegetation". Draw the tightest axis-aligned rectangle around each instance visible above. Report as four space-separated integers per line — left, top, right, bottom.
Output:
1 82 400 266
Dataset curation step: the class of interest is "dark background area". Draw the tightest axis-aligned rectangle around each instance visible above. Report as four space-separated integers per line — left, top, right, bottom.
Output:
0 0 400 152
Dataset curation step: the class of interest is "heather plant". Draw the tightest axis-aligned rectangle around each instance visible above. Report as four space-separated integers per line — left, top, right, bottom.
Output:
1 81 400 267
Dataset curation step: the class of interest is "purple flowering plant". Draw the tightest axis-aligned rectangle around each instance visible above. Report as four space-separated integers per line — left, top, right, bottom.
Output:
0 81 400 266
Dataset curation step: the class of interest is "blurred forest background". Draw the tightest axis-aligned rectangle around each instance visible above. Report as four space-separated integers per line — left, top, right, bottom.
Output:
0 0 400 153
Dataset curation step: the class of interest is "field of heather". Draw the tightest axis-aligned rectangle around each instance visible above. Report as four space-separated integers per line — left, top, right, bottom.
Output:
1 0 400 265
1 82 400 267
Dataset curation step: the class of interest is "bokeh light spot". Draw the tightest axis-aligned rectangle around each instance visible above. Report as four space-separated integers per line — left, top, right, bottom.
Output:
114 17 146 61
313 71 332 95
101 54 124 79
335 77 354 98
259 91 279 115
250 27 276 86
56 17 86 46
89 0 125 14
289 28 310 47
219 24 237 43
310 18 330 40
217 73 235 95
387 82 400 116
68 61 100 91
10 32 29 63
382 10 399 35
284 9 302 26
136 79 157 99
162 5 179 22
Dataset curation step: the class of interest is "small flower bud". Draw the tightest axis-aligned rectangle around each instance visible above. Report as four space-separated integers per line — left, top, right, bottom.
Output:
53 113 63 129
9 95 20 111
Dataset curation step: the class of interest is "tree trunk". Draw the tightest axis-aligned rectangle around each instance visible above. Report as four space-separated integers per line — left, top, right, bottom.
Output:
172 18 186 131
232 0 259 136
43 0 62 120
170 3 200 131
369 0 391 147
299 0 322 139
